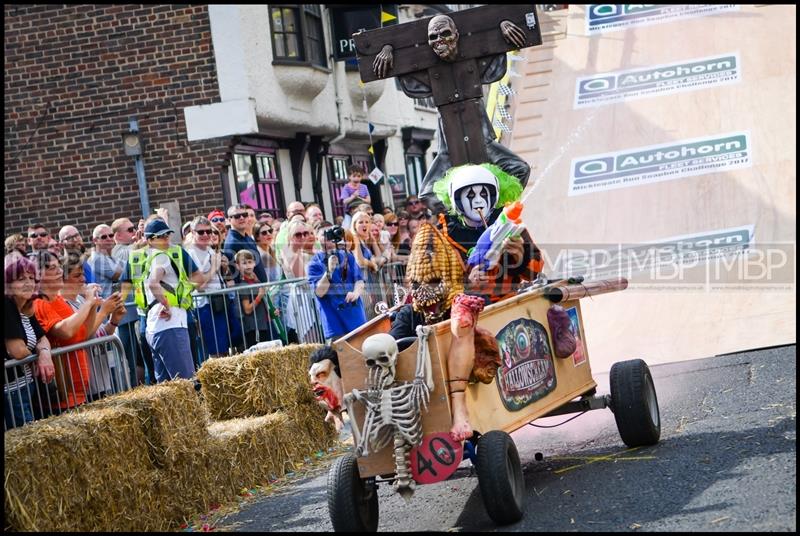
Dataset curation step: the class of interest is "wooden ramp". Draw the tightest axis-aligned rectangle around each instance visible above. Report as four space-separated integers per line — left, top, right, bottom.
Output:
509 5 796 371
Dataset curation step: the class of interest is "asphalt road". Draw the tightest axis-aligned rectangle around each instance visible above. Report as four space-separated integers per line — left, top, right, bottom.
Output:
217 345 796 532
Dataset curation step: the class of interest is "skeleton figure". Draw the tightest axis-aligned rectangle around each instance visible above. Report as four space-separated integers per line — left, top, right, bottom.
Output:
344 326 433 501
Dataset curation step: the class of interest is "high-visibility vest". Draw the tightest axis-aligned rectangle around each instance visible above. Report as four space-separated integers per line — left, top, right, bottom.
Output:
130 246 195 311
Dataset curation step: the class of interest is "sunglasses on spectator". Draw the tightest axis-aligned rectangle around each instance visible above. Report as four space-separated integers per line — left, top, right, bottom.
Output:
231 213 248 219
194 229 213 236
211 217 226 223
95 233 114 240
124 226 136 233
259 229 273 235
61 233 80 242
29 232 49 238
386 222 399 227
409 200 421 205
293 231 311 238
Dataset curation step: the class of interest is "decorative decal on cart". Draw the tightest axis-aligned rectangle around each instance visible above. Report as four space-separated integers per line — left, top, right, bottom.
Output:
565 307 587 367
496 318 556 411
410 432 463 484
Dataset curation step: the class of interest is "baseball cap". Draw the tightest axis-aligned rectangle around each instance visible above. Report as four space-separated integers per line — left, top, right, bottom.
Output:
144 219 174 238
208 209 226 221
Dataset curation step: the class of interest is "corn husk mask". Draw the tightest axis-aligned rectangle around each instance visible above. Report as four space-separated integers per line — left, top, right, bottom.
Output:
406 223 464 323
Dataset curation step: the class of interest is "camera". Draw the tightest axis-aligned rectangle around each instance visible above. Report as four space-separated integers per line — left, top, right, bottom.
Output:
324 225 345 244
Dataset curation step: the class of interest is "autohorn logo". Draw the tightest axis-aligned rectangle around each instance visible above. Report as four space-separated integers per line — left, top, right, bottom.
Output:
586 5 739 35
569 132 751 196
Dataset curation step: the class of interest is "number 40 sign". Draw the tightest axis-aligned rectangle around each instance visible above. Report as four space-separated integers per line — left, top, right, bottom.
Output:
409 432 464 484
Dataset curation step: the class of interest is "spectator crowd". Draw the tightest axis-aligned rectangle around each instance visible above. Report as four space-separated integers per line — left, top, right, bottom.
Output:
4 163 434 429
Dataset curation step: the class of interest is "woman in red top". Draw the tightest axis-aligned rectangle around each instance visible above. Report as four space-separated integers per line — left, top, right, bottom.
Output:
31 251 101 411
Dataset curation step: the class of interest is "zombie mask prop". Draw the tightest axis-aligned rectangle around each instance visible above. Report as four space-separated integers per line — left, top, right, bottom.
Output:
406 223 464 323
428 15 460 62
361 333 400 389
308 346 344 430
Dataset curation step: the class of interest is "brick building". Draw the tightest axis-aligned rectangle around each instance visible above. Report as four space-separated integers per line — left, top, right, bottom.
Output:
4 4 228 238
5 5 489 239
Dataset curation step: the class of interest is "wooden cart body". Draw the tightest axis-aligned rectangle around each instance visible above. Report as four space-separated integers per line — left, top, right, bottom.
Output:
333 289 596 479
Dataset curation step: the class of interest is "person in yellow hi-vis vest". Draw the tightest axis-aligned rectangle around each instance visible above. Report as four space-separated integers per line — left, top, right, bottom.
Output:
140 219 197 382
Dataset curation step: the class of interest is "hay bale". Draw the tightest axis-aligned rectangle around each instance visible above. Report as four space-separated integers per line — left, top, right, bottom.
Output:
88 379 210 469
287 401 339 456
4 407 156 532
86 379 228 526
208 413 300 490
197 344 322 420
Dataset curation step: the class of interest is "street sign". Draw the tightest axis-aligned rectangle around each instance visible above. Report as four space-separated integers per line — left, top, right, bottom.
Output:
329 5 398 61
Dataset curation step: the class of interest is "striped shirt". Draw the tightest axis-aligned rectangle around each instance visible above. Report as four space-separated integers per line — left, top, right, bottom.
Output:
4 301 38 393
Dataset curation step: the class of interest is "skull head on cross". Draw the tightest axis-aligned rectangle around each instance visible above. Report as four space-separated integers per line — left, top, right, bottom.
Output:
427 15 459 62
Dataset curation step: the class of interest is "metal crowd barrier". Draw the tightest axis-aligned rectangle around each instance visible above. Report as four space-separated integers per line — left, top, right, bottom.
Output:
4 335 130 432
189 277 325 367
361 261 408 320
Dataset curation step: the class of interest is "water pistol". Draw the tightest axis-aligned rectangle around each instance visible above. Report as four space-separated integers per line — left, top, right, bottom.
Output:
467 201 525 270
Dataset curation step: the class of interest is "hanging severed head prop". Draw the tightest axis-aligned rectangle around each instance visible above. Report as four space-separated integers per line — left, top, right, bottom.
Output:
308 346 345 431
434 163 523 227
428 15 460 62
405 222 464 323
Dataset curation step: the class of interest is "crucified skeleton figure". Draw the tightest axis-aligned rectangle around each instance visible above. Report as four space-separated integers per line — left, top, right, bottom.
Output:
354 6 542 213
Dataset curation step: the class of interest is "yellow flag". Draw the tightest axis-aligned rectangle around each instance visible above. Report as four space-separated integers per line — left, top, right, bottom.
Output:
381 11 397 24
368 145 375 155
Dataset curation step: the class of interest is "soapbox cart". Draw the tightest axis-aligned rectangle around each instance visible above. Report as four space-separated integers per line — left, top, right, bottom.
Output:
326 277 661 531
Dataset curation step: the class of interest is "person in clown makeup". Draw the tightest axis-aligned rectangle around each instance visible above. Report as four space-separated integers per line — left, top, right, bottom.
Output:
432 163 543 303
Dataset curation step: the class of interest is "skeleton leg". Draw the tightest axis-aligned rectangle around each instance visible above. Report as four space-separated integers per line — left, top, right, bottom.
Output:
392 432 415 502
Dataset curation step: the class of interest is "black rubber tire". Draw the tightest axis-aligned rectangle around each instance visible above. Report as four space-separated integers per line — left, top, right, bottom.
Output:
609 359 661 447
475 430 525 525
327 454 379 532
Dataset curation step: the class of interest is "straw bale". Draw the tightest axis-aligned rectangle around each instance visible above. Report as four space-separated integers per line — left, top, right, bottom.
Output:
287 401 339 455
88 379 210 469
4 407 156 532
208 413 302 490
197 344 323 420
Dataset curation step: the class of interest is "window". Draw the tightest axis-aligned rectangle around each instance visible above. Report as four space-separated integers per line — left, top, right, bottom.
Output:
405 153 426 197
233 152 287 218
414 96 436 110
328 156 369 220
269 5 328 68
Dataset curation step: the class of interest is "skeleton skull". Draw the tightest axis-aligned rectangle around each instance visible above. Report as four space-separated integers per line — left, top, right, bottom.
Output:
428 15 459 62
362 333 400 389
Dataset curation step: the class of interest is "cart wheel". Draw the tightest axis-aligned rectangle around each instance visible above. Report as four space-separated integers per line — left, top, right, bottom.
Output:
476 430 525 525
610 359 661 447
327 454 379 532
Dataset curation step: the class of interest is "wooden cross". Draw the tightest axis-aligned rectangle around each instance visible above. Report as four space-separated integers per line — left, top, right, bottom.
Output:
354 5 542 167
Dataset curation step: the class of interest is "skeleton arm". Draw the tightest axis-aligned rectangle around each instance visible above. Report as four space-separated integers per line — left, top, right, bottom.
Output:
373 44 394 78
500 20 527 48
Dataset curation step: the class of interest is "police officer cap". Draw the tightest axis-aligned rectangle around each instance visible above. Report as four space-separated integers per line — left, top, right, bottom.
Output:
145 219 174 238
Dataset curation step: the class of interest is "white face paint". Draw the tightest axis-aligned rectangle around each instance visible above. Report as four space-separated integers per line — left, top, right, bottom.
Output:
459 185 492 224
